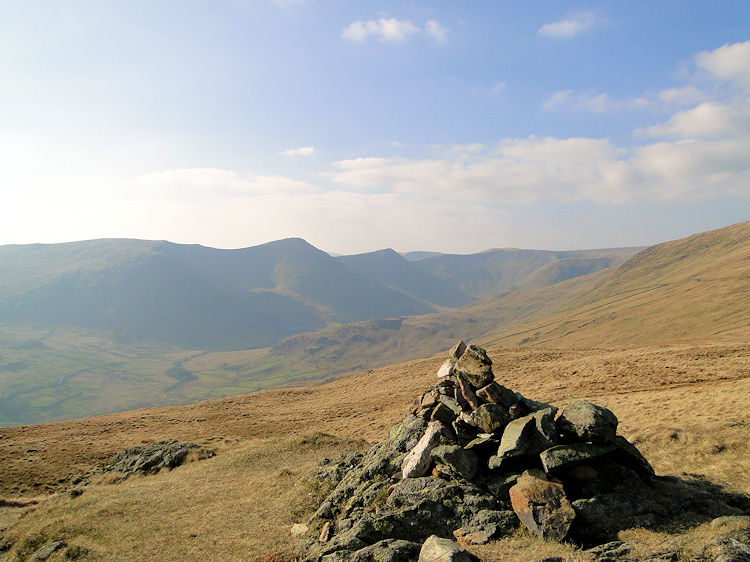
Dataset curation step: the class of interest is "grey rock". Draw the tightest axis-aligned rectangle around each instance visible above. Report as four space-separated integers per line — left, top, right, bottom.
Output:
558 401 618 444
30 541 66 561
454 509 518 544
453 345 494 389
495 408 556 464
438 395 463 417
540 443 616 474
450 341 467 359
418 535 475 562
350 539 422 562
431 445 478 480
476 382 516 408
402 421 446 479
470 403 511 435
431 403 458 425
586 541 636 561
105 439 208 475
452 419 478 447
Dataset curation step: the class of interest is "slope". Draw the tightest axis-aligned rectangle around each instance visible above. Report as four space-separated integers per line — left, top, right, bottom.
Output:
485 221 750 347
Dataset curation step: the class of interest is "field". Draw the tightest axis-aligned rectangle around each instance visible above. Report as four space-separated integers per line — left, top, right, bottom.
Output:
1 340 748 560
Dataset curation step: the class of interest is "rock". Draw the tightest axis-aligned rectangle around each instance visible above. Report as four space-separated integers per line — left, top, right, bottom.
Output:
319 521 333 542
509 471 576 542
402 421 447 479
495 408 556 465
465 435 499 455
476 382 516 408
437 359 456 378
438 395 463 417
104 439 207 475
453 345 494 389
452 419 477 447
30 541 66 561
586 541 636 560
539 443 616 474
350 539 422 562
470 404 511 435
421 391 439 408
431 445 478 480
557 401 618 444
291 523 309 537
431 403 458 425
456 375 482 410
418 535 476 562
701 537 750 562
612 436 655 478
453 509 518 545
571 493 657 541
450 341 467 359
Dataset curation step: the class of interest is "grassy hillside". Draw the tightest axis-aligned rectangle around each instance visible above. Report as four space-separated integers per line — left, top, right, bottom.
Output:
411 247 640 298
0 341 748 560
485 221 750 347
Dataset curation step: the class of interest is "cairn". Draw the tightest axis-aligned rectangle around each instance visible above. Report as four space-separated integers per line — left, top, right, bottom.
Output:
301 342 661 561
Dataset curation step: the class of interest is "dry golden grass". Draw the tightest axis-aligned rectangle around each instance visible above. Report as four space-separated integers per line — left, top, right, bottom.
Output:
1 339 748 560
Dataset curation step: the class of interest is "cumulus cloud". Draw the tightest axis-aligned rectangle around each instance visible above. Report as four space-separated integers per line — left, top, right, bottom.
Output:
326 133 750 205
342 18 448 44
695 40 750 90
281 146 316 157
538 11 597 38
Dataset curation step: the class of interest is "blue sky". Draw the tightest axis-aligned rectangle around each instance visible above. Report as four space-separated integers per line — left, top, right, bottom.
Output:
1 1 749 253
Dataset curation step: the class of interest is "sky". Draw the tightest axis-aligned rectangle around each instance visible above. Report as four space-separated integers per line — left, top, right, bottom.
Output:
1 1 749 255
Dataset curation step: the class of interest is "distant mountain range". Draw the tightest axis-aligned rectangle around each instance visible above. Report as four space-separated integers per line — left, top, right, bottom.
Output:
0 238 637 350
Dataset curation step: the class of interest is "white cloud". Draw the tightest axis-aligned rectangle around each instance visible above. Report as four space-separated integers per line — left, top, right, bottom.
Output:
538 11 597 38
342 18 419 43
695 40 750 90
341 18 448 44
326 134 750 206
425 20 448 44
281 146 316 157
636 102 750 139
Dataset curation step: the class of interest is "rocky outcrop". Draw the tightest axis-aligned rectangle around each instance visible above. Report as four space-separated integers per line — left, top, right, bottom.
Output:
299 341 740 561
104 439 212 475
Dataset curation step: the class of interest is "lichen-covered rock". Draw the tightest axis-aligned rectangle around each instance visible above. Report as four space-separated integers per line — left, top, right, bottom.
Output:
29 541 66 561
557 401 618 444
349 539 422 562
431 445 478 480
509 471 576 542
540 443 616 474
452 509 518 545
418 535 476 562
470 403 511 435
491 408 556 468
453 345 494 389
450 341 467 359
104 439 207 475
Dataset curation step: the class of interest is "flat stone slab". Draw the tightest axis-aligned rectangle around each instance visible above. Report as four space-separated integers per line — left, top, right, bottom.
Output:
540 443 616 474
509 471 576 542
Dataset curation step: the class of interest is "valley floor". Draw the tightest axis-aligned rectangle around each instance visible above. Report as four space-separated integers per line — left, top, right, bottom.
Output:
1 340 749 560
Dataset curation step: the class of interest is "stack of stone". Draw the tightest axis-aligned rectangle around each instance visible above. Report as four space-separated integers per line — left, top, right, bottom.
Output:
301 342 659 562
